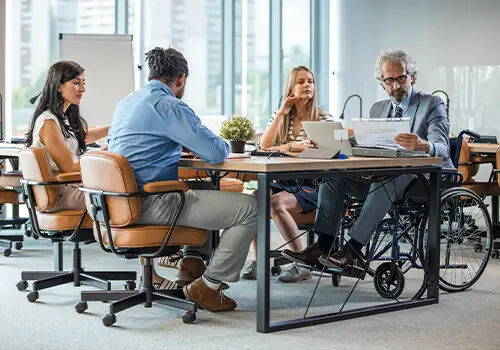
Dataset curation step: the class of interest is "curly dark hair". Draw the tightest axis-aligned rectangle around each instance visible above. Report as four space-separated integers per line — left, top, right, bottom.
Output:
145 47 189 83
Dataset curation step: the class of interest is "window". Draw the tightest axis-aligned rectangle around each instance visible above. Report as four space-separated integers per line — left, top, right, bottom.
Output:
141 0 223 115
7 0 116 138
282 0 310 86
234 0 270 132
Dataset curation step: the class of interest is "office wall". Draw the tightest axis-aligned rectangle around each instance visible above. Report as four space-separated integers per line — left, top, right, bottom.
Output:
330 0 500 136
0 0 5 138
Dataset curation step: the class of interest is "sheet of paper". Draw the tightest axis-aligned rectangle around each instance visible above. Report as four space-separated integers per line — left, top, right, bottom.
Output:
352 118 410 149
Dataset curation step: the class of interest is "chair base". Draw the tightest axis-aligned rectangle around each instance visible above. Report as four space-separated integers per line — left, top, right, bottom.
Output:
17 240 137 302
78 258 197 326
0 234 23 257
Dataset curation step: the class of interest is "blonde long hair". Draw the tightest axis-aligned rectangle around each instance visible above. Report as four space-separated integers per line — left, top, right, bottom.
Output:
276 66 326 144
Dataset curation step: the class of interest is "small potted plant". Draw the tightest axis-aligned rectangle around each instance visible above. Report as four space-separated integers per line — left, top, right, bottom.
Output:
220 114 255 153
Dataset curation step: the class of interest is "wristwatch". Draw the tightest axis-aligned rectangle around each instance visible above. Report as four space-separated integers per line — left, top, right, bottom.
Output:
289 143 294 152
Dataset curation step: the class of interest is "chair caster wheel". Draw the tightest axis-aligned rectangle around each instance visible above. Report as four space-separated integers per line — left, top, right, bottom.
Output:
102 314 116 327
331 273 341 287
27 291 39 302
75 301 88 314
124 280 136 291
4 248 11 257
271 266 281 276
16 280 28 291
15 242 23 250
182 311 196 324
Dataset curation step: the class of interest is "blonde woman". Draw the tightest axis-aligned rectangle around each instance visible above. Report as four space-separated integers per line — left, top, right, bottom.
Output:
242 66 330 283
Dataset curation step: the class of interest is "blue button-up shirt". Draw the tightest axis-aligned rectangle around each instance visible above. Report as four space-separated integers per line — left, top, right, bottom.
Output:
108 80 229 188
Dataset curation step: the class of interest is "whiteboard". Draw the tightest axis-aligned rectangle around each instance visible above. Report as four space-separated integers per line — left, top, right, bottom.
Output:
59 34 134 127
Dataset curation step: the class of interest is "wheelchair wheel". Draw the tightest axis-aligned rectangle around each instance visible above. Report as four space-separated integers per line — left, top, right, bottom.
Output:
373 262 405 299
419 187 492 293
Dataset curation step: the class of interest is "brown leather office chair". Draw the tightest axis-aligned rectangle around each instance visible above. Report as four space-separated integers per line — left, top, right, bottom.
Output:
458 137 500 197
0 165 28 256
77 151 208 327
17 147 137 302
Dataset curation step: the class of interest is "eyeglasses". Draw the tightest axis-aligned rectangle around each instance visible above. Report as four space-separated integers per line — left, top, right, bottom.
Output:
382 73 410 86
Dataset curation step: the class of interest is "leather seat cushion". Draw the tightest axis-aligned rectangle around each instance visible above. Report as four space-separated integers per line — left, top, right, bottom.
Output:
219 178 244 193
0 188 19 204
37 210 93 231
0 172 22 188
463 181 500 197
96 225 208 248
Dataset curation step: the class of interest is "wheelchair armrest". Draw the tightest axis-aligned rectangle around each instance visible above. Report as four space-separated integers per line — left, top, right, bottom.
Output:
441 168 457 175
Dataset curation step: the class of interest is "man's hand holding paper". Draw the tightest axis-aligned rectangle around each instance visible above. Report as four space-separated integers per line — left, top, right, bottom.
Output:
394 132 430 152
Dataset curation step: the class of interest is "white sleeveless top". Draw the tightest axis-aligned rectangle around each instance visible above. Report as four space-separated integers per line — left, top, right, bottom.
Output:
32 111 80 171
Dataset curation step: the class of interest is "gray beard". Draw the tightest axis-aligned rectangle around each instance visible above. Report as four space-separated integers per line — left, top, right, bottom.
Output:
390 85 412 104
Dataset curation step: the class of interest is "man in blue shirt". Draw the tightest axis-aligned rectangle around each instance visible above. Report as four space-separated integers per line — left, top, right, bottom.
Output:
108 47 257 312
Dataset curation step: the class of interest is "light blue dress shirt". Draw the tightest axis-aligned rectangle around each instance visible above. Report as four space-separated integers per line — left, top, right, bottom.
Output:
108 80 229 189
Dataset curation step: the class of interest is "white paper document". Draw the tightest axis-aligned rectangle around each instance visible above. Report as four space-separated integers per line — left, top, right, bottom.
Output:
352 118 410 150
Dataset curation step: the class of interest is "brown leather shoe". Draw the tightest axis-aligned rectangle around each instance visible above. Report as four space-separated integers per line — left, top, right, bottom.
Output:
281 242 323 266
174 258 206 286
319 245 356 270
183 277 237 312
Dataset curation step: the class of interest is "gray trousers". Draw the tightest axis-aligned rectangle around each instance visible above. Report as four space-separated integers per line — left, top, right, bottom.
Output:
314 174 415 245
137 190 257 282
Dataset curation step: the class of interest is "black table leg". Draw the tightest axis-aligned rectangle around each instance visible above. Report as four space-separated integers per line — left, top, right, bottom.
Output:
256 173 271 333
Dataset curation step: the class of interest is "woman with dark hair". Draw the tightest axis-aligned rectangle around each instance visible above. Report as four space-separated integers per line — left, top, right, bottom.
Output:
25 60 110 211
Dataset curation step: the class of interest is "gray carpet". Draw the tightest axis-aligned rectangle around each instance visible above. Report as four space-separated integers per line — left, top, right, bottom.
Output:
1 231 500 350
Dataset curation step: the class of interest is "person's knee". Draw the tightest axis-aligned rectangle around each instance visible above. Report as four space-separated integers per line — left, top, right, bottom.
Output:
270 194 287 216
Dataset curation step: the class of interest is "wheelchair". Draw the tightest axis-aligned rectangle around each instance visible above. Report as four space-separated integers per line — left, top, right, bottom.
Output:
275 130 493 300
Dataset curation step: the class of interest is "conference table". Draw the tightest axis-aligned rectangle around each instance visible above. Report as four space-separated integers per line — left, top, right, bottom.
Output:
0 142 443 332
179 155 443 333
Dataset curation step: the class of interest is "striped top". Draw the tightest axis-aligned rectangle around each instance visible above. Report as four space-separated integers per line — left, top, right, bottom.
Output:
258 111 330 147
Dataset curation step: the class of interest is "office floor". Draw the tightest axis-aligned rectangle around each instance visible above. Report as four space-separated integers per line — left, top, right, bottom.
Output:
1 229 500 350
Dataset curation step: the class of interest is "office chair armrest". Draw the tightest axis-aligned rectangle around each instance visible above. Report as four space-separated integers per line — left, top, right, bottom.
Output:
56 172 81 183
143 180 189 193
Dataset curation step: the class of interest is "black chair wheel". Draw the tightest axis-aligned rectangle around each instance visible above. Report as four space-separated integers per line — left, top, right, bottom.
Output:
75 301 88 314
492 251 500 259
102 314 116 327
373 262 405 299
331 273 341 287
271 266 281 276
182 311 196 324
15 242 23 250
124 280 136 291
27 291 39 302
3 248 11 257
16 280 28 291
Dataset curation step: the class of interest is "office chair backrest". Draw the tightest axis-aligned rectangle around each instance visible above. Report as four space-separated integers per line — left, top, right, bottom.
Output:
18 147 58 211
80 151 141 227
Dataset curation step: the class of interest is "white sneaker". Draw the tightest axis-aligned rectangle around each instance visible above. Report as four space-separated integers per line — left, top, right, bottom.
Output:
241 260 257 280
277 263 312 283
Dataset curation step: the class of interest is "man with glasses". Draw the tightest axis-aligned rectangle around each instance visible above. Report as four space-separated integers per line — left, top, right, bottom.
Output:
282 49 453 272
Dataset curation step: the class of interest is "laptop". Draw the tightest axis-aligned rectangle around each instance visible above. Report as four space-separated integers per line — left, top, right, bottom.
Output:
299 121 351 159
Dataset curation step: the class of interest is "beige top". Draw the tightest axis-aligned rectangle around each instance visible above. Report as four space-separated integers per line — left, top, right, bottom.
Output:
32 110 80 171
